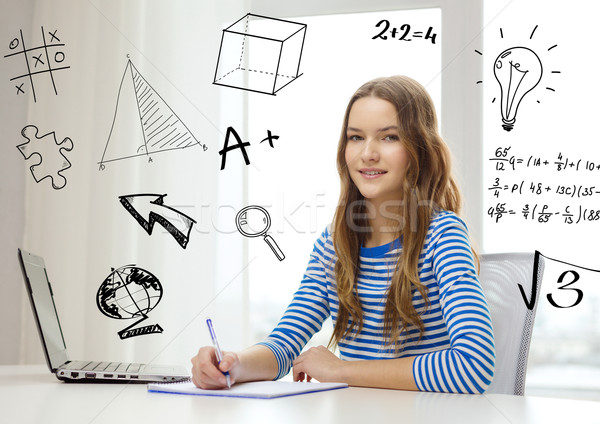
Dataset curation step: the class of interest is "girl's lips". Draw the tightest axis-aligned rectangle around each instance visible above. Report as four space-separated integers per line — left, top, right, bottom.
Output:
359 169 387 179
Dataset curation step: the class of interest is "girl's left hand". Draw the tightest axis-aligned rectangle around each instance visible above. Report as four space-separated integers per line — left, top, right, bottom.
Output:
292 345 345 383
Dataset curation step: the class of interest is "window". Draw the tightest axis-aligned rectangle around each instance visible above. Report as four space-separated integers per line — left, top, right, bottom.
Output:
247 8 442 349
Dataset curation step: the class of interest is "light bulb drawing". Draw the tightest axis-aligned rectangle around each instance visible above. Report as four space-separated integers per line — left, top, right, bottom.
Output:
493 47 543 132
474 25 560 133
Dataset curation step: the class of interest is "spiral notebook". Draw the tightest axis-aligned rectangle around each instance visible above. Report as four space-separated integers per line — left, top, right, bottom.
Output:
147 380 348 399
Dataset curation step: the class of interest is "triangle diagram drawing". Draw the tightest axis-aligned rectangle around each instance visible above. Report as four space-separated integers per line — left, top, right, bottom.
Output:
99 60 207 168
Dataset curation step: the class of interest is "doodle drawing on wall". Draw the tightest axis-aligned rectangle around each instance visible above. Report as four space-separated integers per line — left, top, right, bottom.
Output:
236 205 285 261
475 26 559 132
17 125 73 190
97 265 164 340
99 60 207 169
493 46 542 132
119 193 196 249
213 13 306 95
3 27 70 103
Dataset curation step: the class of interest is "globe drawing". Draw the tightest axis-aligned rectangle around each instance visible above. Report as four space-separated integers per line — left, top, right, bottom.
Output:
96 265 162 320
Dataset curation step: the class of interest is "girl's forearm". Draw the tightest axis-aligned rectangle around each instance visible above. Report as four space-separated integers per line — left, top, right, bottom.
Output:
236 345 279 383
339 356 418 390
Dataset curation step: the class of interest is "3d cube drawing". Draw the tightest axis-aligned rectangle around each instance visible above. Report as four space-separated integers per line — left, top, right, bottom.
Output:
213 14 307 95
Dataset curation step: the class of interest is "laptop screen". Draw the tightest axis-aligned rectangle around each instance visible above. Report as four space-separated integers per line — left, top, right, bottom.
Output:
18 249 69 371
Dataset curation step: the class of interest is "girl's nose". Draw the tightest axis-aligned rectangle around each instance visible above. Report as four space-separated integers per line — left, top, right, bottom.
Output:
361 138 379 162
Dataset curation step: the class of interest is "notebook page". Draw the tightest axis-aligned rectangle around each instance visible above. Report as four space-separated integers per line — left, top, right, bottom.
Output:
147 380 348 399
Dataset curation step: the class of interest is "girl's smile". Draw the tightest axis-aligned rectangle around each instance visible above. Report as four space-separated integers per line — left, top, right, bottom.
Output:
359 167 387 178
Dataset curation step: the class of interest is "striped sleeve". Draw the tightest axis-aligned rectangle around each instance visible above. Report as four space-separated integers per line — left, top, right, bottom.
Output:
257 227 332 379
413 214 496 394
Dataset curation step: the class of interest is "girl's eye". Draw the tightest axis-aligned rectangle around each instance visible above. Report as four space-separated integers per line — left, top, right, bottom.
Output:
383 135 399 142
347 135 363 142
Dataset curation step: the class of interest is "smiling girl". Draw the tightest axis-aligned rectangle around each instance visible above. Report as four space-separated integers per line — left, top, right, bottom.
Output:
191 76 495 394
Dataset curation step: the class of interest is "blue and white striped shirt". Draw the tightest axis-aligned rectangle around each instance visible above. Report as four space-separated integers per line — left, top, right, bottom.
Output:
258 211 495 394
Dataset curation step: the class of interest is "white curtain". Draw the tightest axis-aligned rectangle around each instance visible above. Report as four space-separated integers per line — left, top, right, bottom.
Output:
14 0 250 367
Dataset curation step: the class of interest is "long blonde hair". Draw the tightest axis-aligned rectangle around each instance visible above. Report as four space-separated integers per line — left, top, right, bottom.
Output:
331 75 465 350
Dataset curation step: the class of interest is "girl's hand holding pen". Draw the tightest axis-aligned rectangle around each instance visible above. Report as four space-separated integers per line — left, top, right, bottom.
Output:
191 346 239 389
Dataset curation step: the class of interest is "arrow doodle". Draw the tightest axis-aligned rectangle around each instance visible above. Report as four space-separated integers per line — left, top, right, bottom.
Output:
119 193 196 248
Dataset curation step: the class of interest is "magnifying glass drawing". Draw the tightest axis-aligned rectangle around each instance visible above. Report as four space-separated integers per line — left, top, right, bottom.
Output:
235 205 285 261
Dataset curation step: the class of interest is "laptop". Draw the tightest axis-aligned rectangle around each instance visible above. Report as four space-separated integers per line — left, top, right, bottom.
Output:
18 248 190 383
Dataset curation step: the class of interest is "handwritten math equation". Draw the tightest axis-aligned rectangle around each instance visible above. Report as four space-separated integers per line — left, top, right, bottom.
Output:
490 146 600 173
488 178 599 199
372 20 437 44
487 146 600 224
488 202 600 224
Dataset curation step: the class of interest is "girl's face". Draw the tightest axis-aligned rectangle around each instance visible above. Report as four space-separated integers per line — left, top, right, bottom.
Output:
344 96 410 206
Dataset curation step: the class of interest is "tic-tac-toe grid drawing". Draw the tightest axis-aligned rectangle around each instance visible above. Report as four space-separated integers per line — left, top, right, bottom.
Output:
3 26 70 103
213 14 306 95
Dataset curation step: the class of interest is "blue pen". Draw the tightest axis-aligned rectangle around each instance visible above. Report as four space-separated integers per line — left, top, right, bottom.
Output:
206 318 231 388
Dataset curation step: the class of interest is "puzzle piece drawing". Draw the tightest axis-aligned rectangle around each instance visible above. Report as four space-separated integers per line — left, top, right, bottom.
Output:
17 125 73 190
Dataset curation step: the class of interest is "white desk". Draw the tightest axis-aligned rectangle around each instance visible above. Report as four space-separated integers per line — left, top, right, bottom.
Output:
1 365 599 424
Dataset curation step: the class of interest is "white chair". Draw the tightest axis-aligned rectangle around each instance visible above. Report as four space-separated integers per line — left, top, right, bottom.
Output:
479 251 545 395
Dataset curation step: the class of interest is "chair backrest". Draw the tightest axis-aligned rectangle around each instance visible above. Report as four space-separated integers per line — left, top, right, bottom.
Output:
479 251 544 395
